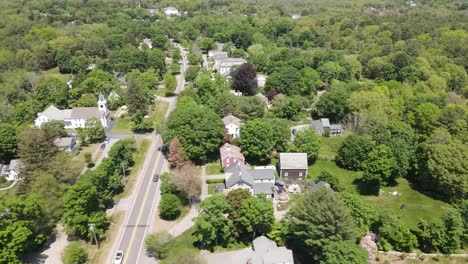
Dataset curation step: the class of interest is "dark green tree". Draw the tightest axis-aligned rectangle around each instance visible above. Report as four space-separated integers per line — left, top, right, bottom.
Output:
336 136 374 171
0 123 17 162
288 128 320 164
321 241 368 264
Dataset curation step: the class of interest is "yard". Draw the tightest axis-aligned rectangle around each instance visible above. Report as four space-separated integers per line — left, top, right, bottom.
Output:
206 162 223 175
160 227 199 264
150 101 169 127
111 118 132 133
317 135 347 160
41 67 71 82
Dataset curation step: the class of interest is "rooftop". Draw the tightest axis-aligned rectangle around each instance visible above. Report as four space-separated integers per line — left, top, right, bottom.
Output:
70 107 102 119
225 164 255 188
220 143 244 161
38 105 72 121
279 153 308 170
53 137 75 148
222 114 242 127
251 236 294 264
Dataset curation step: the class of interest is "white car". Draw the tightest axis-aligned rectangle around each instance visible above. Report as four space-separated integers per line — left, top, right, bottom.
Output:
113 250 124 264
104 137 110 144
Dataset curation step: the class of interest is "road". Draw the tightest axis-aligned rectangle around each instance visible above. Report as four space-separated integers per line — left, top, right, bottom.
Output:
111 43 188 264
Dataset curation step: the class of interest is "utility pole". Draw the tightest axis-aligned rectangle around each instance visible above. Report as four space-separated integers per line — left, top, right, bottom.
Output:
89 223 99 247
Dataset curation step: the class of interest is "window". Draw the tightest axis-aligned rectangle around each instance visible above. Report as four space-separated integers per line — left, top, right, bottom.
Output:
284 172 288 177
299 172 303 177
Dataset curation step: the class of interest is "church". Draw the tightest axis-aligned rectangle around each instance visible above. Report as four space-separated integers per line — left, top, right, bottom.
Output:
35 94 111 129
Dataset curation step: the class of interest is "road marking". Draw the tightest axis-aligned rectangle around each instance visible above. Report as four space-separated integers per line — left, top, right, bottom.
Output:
123 146 162 264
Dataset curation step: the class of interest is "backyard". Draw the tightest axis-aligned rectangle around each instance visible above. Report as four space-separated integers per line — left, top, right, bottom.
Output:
112 118 132 133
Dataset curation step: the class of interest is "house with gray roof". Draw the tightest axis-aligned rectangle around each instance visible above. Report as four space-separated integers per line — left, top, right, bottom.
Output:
54 137 77 153
35 94 110 129
278 153 308 180
0 159 20 181
249 236 294 264
216 58 247 76
311 118 342 136
223 114 242 139
223 164 275 198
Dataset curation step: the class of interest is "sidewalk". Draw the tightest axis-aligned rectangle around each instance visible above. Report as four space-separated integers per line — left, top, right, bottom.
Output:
168 206 198 237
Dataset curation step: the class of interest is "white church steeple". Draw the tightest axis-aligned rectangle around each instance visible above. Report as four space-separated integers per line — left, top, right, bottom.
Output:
98 92 107 112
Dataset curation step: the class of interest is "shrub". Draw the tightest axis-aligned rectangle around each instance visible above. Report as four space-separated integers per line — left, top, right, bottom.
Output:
145 232 174 259
62 241 88 264
206 179 225 184
159 194 182 220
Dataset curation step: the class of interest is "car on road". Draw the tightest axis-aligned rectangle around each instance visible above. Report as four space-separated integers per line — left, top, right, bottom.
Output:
113 250 124 264
104 137 109 144
153 174 159 182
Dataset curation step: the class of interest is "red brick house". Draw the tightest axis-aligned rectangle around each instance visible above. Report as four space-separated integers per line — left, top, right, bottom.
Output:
220 143 245 168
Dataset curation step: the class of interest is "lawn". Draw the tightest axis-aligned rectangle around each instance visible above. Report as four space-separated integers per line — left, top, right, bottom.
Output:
0 181 19 198
206 162 223 175
151 101 169 127
160 227 199 264
41 67 70 82
119 138 151 198
208 184 217 194
155 87 169 97
308 160 452 229
112 118 132 133
317 136 347 160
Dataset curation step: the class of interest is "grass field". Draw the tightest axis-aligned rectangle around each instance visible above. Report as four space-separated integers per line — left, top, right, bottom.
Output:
41 67 71 82
206 162 223 175
112 118 132 133
161 227 199 264
317 136 347 160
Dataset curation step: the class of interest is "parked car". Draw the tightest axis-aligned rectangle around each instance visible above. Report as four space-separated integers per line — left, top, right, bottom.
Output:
104 137 109 144
100 144 106 151
113 251 124 264
153 174 159 182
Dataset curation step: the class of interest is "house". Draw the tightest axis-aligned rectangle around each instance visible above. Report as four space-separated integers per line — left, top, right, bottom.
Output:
291 13 302 19
249 236 294 264
311 118 342 136
216 58 247 76
35 94 110 129
223 114 242 139
0 159 20 181
278 153 308 180
223 164 276 198
162 7 179 17
257 74 267 88
54 137 77 153
212 51 229 68
290 124 310 140
220 143 245 168
138 38 153 50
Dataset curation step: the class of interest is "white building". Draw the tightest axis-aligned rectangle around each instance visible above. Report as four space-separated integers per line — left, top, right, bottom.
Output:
0 159 19 181
35 94 110 129
223 164 276 198
138 38 153 50
162 7 179 17
291 13 302 19
217 58 247 76
222 114 242 139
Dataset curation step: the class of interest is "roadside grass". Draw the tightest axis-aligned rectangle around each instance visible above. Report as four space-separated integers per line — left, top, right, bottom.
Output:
87 211 124 264
41 67 70 82
206 162 222 175
150 101 169 127
74 143 100 169
160 227 199 264
112 118 132 133
155 88 169 97
194 166 202 177
119 138 151 198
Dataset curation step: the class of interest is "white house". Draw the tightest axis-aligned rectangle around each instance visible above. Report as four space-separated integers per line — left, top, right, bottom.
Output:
138 38 153 50
291 13 302 19
0 159 19 181
223 164 276 198
162 7 179 17
217 58 247 76
35 94 110 129
222 114 242 139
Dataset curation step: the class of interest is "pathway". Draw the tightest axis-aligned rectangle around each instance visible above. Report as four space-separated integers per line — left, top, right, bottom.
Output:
201 165 208 198
168 206 198 237
0 180 18 191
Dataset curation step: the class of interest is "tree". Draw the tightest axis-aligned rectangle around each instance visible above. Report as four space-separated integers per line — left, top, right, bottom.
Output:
0 123 17 162
159 194 182 220
317 170 342 192
285 188 358 261
126 78 149 115
336 136 374 171
185 66 200 82
231 63 258 96
164 72 177 94
239 119 274 164
265 66 305 96
62 241 88 264
199 37 215 52
77 118 105 145
238 196 275 240
315 87 350 122
169 163 202 203
362 145 396 188
145 232 174 259
288 128 320 164
193 194 235 249
41 120 67 139
131 111 153 133
411 103 441 138
167 138 188 168
321 241 368 264
188 53 203 66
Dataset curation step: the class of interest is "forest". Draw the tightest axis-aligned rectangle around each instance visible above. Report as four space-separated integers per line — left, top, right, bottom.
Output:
0 0 466 263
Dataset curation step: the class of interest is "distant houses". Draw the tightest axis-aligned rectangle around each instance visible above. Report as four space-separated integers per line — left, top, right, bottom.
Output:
162 7 179 17
217 58 247 76
311 118 342 136
0 159 19 181
278 153 308 180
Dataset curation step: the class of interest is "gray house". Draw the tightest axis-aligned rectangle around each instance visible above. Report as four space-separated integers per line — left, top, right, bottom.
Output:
223 164 276 198
278 153 308 180
249 236 294 264
53 137 77 153
311 118 342 136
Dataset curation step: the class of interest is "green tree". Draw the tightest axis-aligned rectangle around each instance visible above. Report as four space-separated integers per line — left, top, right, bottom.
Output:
185 66 200 82
159 194 182 220
288 128 320 164
315 87 350 122
362 145 396 188
238 196 275 240
226 189 251 230
77 117 105 145
41 120 67 139
145 232 174 259
265 66 305 96
411 103 441 138
285 188 358 261
164 72 177 95
35 78 69 109
336 136 374 171
62 241 88 264
321 241 368 264
199 37 215 52
131 111 154 133
0 123 17 162
239 119 274 164
317 170 342 192
126 78 149 115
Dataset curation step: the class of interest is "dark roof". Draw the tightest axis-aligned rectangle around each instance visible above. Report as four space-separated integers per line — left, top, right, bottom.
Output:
225 164 255 188
252 168 275 181
253 183 274 195
309 181 331 192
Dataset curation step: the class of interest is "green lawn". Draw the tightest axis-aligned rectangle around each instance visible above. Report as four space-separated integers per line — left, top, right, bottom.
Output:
208 184 217 194
317 136 347 160
0 181 19 198
308 160 362 189
112 118 132 133
206 162 223 175
161 227 199 264
151 101 169 127
41 67 71 82
155 88 170 97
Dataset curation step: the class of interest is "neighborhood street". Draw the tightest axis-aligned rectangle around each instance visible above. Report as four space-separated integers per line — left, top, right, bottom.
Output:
110 44 188 264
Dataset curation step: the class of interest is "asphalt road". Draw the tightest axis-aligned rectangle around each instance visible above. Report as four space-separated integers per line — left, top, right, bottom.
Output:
112 44 188 264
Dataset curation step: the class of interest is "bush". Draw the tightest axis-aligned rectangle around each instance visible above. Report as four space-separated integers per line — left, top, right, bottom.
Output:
145 232 174 259
317 170 342 192
0 176 7 184
159 194 182 220
62 241 88 264
206 179 225 184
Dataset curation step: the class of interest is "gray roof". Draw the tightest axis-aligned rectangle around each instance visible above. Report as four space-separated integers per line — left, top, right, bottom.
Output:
220 58 247 65
222 114 242 127
54 137 75 148
212 51 228 61
225 164 255 188
38 105 72 121
330 124 342 130
311 120 323 131
279 153 308 170
9 159 19 171
251 236 294 264
253 182 274 195
320 118 330 127
252 167 275 181
70 107 102 119
220 143 244 161
310 181 331 192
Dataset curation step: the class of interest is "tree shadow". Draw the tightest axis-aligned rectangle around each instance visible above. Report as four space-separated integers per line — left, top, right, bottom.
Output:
353 178 379 196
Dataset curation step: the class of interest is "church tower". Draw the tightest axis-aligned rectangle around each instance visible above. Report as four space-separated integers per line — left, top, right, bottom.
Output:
98 93 107 112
